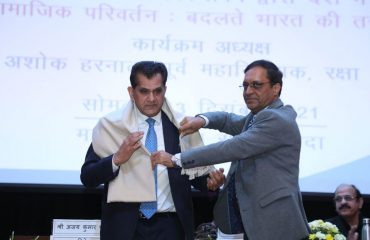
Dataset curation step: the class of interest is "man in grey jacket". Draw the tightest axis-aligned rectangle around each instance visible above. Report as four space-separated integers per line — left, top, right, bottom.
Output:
151 59 310 240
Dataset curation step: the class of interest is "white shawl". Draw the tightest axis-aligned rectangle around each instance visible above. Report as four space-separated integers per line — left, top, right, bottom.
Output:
92 98 215 203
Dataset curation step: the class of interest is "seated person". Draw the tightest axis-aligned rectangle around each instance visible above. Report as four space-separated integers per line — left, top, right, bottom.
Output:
326 183 366 240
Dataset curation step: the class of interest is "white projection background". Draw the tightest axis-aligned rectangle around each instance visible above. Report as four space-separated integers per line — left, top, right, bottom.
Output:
1 0 369 194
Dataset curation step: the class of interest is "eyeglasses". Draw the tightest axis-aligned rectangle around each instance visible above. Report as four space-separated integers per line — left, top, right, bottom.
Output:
136 86 165 96
334 195 357 203
239 81 270 91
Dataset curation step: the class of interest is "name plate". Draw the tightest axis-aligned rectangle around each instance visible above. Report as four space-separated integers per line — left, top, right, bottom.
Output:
52 219 101 236
50 237 100 240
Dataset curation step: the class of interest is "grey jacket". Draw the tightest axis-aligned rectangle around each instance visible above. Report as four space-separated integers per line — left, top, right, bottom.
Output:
181 99 310 240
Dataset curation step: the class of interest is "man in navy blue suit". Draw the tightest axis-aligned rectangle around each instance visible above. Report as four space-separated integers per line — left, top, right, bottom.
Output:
80 61 224 240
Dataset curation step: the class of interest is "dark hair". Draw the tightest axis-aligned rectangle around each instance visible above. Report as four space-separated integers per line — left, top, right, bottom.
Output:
351 184 363 199
129 61 168 88
244 59 283 95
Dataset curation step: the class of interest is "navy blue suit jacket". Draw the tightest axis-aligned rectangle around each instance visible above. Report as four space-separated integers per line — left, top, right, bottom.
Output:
81 111 209 240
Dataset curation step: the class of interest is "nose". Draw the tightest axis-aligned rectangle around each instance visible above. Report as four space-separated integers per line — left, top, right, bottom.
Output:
245 85 255 95
147 92 155 101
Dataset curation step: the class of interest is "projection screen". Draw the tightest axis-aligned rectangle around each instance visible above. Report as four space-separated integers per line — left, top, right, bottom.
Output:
0 0 369 194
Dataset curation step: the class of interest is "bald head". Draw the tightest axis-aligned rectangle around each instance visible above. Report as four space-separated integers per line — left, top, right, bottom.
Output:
335 184 362 199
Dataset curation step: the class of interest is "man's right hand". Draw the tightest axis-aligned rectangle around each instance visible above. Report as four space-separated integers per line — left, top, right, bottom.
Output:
113 131 144 166
179 116 205 137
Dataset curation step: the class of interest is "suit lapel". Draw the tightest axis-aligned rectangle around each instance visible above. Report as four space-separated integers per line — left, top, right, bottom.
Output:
161 111 181 154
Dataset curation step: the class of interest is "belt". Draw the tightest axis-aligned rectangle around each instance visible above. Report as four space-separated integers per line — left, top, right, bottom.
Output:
139 211 177 220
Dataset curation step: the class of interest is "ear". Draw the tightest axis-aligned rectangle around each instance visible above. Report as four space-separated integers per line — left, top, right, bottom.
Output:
128 87 134 100
273 83 281 96
359 197 364 209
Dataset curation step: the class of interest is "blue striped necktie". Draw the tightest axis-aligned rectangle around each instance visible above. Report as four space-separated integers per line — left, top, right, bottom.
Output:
247 114 255 129
139 118 158 218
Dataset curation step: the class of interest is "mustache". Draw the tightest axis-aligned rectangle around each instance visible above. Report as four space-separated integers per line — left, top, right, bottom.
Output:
339 204 351 210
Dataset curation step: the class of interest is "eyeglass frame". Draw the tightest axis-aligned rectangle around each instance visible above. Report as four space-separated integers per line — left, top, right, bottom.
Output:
333 195 358 203
239 81 272 91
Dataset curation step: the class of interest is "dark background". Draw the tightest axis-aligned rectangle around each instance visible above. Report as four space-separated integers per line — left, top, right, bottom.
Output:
1 184 369 239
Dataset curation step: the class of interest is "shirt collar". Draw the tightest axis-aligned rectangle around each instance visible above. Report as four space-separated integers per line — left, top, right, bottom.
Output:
135 106 161 125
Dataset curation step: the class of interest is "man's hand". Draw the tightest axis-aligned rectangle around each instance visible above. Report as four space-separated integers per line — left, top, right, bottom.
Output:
179 116 205 137
347 225 358 240
207 168 225 191
150 150 175 169
113 131 144 166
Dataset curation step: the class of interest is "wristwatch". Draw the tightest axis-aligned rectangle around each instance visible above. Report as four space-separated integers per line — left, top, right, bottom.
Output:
171 155 180 168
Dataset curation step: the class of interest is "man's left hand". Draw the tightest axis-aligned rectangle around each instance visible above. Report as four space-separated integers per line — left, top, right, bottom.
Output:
348 225 358 240
207 168 225 191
